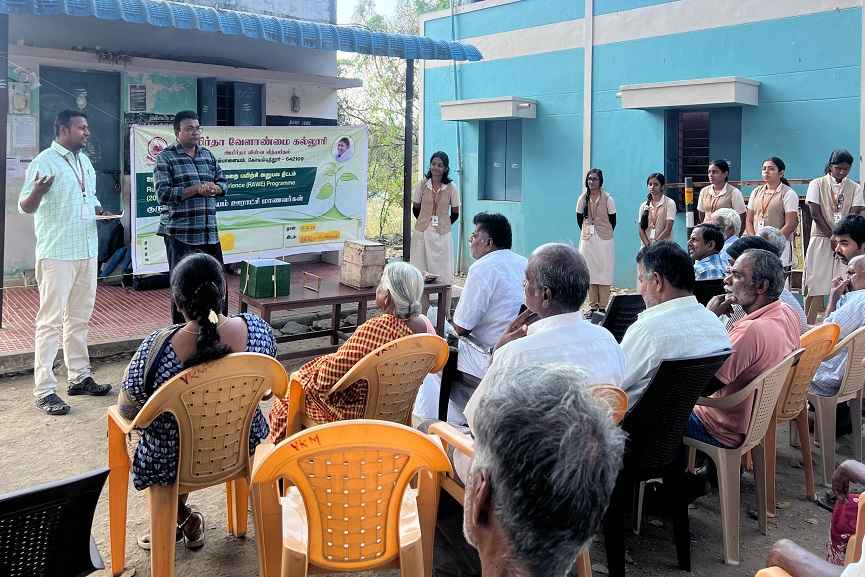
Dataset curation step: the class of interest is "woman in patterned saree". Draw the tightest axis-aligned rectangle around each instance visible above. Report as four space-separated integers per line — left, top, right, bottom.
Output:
118 252 275 551
268 261 434 443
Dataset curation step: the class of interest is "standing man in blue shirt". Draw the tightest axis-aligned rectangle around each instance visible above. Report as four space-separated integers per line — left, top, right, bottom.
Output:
154 110 228 323
19 109 112 415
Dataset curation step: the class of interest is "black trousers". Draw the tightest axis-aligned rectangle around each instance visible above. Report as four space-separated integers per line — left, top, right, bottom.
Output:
164 236 228 325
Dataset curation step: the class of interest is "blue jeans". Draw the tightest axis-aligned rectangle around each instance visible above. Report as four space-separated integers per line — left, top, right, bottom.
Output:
687 412 728 448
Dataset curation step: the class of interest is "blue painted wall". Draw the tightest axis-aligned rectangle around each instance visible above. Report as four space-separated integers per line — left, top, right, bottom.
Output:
423 4 862 287
424 0 582 40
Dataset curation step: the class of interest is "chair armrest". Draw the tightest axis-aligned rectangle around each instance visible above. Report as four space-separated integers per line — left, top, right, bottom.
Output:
272 371 300 400
107 406 134 435
695 383 756 409
429 422 475 459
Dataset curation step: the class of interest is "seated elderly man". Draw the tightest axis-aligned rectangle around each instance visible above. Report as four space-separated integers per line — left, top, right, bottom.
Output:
620 241 730 406
693 249 800 448
811 254 865 396
463 363 625 577
722 235 808 333
764 459 865 576
463 242 625 427
707 207 741 268
689 223 727 280
414 212 526 422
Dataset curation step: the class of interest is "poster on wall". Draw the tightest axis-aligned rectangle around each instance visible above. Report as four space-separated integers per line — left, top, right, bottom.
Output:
130 125 368 274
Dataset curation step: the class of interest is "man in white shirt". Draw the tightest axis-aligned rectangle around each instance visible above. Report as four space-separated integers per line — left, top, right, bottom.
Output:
621 241 730 407
464 243 625 427
413 213 526 423
452 212 527 380
811 255 865 396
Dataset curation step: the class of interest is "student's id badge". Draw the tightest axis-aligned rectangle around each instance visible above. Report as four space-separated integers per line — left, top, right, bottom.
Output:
80 205 92 221
757 219 765 230
431 215 439 227
649 228 656 241
588 225 596 237
834 212 842 224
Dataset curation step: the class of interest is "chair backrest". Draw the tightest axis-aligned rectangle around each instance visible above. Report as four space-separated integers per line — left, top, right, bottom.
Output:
741 349 803 452
132 352 288 491
590 384 628 425
252 420 451 572
326 334 449 425
835 326 865 399
601 294 646 343
775 323 841 421
693 279 726 306
622 351 731 477
0 468 108 577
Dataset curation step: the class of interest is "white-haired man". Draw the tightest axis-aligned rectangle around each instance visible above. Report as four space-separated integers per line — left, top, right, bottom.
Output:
708 207 741 268
464 363 625 577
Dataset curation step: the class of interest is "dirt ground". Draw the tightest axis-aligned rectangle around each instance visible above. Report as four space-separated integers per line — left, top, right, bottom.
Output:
0 352 853 577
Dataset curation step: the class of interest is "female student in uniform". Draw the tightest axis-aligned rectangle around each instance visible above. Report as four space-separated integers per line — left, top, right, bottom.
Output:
638 172 676 248
577 168 616 315
410 151 460 286
803 149 863 322
698 159 746 231
745 156 799 268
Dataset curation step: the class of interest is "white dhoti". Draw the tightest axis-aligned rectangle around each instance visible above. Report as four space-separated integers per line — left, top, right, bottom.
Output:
804 236 840 296
579 235 614 285
410 227 454 285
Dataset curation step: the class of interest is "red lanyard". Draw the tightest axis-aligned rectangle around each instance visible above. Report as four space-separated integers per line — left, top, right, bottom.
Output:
63 154 86 195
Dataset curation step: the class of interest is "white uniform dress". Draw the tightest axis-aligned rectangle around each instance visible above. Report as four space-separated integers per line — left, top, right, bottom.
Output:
804 175 863 295
577 191 616 285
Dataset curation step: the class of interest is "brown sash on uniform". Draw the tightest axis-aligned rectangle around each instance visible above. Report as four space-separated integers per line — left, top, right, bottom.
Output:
583 190 613 240
812 174 857 237
751 184 788 229
415 179 454 235
647 196 669 239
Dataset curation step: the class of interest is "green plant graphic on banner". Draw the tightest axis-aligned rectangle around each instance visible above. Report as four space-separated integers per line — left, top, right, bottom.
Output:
316 161 359 217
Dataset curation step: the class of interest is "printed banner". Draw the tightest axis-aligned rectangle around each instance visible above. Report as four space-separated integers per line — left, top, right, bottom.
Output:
130 125 368 274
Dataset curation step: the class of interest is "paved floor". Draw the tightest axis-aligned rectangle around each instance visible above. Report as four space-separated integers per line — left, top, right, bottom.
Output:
0 275 249 356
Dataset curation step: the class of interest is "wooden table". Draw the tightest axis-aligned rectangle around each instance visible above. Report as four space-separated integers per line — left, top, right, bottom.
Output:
238 262 451 361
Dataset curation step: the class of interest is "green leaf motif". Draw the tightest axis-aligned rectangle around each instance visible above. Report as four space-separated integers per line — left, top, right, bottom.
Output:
323 162 339 177
340 172 358 182
316 183 334 199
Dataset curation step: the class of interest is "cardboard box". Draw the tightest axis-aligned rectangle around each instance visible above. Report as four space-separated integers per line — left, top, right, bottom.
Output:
240 259 291 299
340 240 386 288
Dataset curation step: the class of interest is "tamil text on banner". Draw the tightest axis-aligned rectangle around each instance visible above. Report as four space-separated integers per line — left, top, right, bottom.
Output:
130 125 368 274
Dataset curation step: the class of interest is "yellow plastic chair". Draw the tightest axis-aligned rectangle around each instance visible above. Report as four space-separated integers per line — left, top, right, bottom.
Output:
765 323 840 514
430 384 628 577
250 420 452 577
685 349 802 565
808 326 865 487
107 352 289 577
284 334 449 432
755 493 865 576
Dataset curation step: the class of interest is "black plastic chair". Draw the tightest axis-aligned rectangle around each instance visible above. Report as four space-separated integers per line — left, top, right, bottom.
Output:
603 351 731 577
694 278 726 306
601 294 646 343
0 468 108 577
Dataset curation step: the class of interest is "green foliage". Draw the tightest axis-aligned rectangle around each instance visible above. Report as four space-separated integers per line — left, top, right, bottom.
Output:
338 0 449 239
316 182 334 199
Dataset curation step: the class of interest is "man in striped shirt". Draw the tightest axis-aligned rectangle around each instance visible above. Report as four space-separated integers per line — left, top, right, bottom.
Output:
154 110 228 323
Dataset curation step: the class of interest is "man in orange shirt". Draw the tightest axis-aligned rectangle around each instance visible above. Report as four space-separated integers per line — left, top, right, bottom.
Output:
689 248 800 448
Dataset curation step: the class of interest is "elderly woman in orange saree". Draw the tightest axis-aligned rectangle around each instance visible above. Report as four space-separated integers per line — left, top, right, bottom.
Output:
268 261 434 442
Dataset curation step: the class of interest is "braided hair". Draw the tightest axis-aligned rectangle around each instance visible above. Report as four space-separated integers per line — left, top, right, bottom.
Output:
170 253 230 368
581 168 604 221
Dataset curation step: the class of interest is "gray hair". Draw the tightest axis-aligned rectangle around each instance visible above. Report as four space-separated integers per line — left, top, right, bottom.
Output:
742 248 785 300
528 243 589 312
711 207 741 237
468 363 625 577
757 225 787 256
378 261 423 319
